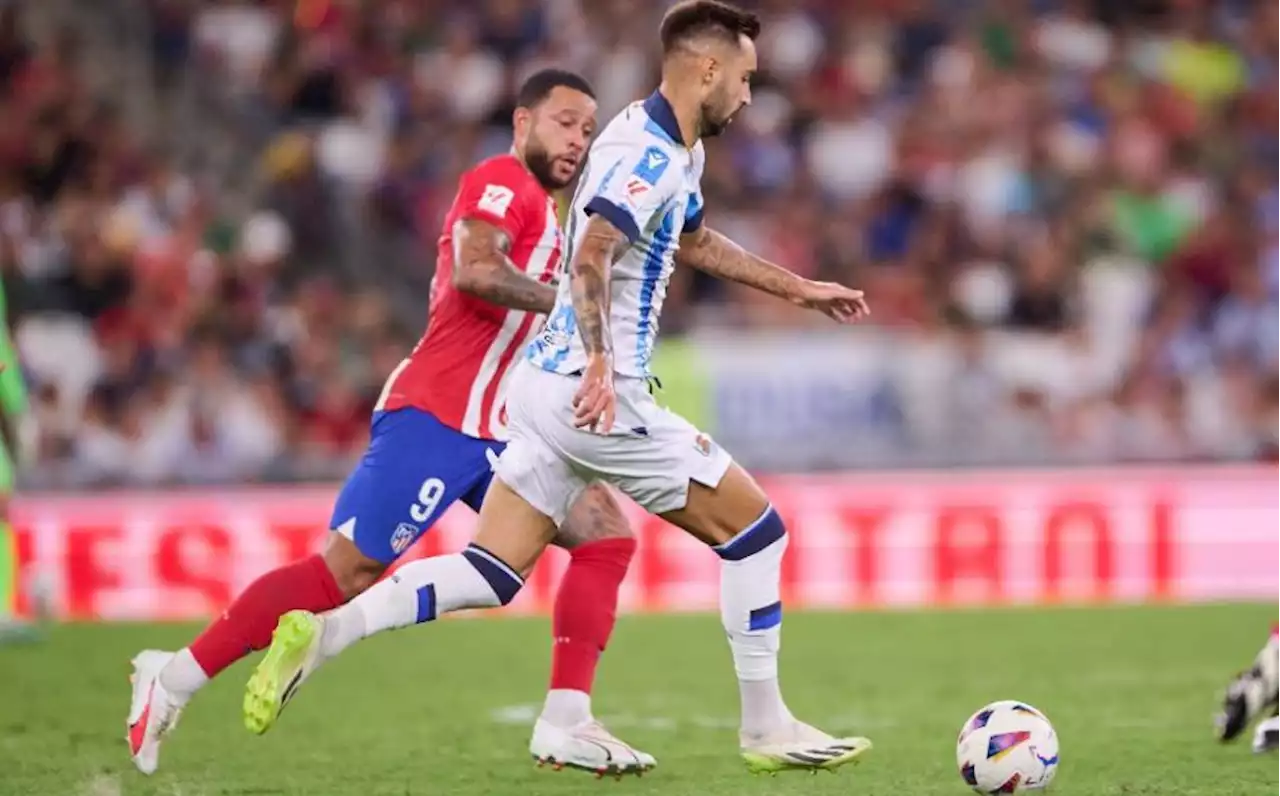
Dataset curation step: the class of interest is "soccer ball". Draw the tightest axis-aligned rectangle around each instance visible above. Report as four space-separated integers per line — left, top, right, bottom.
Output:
955 700 1059 793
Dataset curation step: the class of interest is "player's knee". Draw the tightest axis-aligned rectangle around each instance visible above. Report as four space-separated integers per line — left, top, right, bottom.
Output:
712 505 787 562
461 543 524 606
323 534 387 599
674 465 773 546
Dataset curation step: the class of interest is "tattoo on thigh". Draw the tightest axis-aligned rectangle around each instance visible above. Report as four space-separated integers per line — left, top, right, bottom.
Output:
555 485 633 549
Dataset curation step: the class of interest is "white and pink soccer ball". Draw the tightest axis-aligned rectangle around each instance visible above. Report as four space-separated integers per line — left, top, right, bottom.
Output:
956 700 1059 793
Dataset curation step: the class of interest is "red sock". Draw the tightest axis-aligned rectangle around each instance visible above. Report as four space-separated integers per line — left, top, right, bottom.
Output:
188 554 345 678
549 538 636 693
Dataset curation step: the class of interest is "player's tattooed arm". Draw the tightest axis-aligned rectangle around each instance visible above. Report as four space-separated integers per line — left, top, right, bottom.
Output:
678 226 870 322
452 219 556 313
676 225 806 300
569 215 628 359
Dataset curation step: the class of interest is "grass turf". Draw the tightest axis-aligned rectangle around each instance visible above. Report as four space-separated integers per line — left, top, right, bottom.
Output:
0 603 1275 795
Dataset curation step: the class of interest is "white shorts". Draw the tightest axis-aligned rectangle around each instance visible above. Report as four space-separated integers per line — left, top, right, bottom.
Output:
495 362 733 525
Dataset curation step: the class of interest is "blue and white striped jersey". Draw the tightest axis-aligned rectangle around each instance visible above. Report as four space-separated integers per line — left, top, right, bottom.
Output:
526 91 705 378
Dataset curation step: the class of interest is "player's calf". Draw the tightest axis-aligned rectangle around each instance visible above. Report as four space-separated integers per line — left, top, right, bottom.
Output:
308 479 554 659
542 484 638 732
316 542 525 659
245 479 553 731
662 464 871 773
243 544 525 734
662 466 789 736
153 550 348 704
546 484 634 696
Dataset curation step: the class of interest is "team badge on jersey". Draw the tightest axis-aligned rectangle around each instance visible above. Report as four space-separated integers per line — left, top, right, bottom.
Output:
390 522 418 555
694 433 713 457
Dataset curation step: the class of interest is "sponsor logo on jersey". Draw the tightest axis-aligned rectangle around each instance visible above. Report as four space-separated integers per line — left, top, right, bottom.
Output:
621 145 671 209
632 145 670 184
477 183 516 217
625 175 652 206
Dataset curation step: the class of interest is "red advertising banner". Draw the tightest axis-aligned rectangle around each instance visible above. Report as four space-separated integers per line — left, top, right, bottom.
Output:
11 467 1277 620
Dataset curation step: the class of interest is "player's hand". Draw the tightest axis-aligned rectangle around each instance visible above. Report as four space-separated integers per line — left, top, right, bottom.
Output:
573 354 616 433
793 280 870 323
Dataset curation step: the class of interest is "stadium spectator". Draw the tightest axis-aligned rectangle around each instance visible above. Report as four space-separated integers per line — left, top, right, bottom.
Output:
0 0 1273 487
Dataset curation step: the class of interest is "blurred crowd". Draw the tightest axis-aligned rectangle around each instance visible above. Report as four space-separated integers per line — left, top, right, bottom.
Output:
1 0 1275 487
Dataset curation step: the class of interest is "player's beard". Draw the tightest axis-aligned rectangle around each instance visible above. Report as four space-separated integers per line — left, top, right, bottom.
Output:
699 96 742 139
524 141 569 191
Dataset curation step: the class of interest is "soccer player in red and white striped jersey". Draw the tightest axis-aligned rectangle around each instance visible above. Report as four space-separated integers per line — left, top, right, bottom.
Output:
127 69 653 777
377 144 566 439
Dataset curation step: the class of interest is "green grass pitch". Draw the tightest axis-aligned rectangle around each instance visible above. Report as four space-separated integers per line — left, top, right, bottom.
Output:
0 604 1276 795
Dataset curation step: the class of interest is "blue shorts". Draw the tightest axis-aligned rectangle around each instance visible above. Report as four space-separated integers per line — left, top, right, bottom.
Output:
330 408 506 564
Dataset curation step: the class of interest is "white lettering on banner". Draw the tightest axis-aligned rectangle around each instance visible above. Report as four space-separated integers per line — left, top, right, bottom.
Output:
9 468 1277 620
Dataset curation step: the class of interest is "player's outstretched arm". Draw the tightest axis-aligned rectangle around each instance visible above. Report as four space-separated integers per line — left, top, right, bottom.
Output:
677 226 870 323
452 218 557 313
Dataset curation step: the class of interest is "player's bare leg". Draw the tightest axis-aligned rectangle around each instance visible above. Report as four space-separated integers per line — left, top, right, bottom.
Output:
129 532 380 772
533 483 655 775
660 463 872 775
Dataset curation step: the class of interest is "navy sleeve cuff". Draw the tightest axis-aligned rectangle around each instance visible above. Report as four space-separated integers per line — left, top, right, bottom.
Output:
683 208 704 234
584 197 641 244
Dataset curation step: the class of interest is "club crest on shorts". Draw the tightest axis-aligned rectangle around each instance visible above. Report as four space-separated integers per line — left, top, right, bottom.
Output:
390 522 418 555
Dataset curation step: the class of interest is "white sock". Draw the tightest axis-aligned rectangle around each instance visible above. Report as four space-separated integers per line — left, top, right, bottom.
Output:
714 506 793 739
541 689 593 728
319 546 523 659
158 648 209 704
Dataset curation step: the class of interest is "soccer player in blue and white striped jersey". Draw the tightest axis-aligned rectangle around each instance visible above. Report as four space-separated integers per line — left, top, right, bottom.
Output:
256 0 873 776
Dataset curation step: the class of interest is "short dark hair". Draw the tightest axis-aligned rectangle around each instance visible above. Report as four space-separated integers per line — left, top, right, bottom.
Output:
659 0 761 54
515 69 595 109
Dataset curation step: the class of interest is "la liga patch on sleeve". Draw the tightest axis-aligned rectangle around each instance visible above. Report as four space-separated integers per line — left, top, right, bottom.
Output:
477 184 516 217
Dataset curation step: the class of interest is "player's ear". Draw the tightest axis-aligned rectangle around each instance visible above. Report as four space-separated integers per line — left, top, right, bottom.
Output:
702 56 718 88
512 106 534 137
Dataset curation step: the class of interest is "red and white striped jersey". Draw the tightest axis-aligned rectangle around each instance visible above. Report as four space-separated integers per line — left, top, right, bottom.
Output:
375 154 562 441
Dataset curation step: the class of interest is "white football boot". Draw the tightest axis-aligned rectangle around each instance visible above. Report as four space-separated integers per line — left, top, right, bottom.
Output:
529 718 656 778
1217 628 1279 742
740 719 872 775
1252 714 1279 753
127 650 184 775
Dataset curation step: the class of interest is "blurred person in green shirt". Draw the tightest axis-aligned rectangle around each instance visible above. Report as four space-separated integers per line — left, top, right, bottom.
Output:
0 282 36 644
